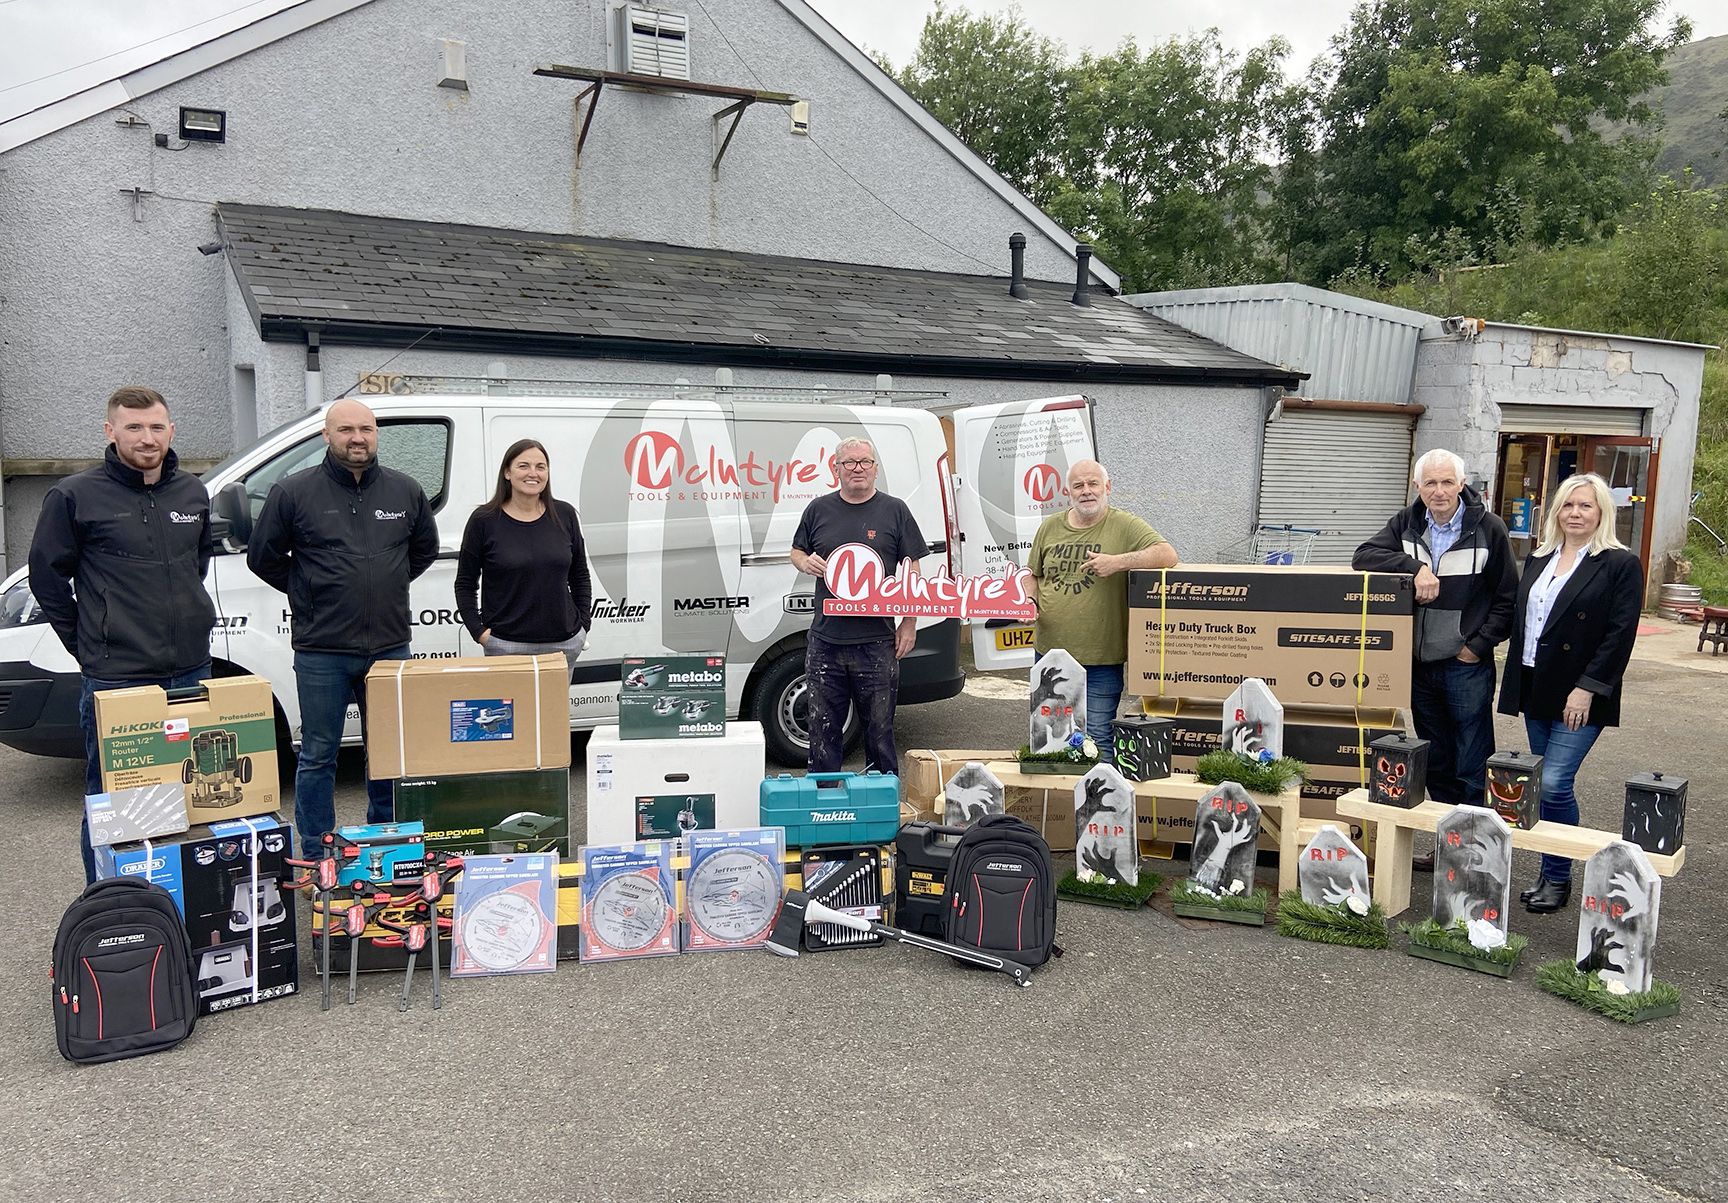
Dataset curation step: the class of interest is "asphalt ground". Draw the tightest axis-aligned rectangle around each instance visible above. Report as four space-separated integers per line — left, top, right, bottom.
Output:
1 640 1722 1203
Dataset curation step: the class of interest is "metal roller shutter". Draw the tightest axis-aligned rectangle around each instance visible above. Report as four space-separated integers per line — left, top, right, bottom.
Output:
1255 409 1415 564
1497 403 1646 436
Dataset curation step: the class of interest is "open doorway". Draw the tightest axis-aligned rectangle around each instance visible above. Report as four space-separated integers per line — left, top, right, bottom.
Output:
1491 431 1656 572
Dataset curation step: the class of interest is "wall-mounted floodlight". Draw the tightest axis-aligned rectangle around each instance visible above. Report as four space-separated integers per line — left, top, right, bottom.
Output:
179 107 227 142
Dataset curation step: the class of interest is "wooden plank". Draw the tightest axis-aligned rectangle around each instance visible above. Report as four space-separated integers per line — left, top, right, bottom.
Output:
1335 789 1685 875
1335 786 1685 919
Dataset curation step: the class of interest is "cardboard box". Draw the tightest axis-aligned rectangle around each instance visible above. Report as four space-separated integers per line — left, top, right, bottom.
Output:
587 722 765 844
620 654 726 692
96 814 299 1015
93 676 279 826
364 655 571 779
617 688 727 739
392 768 570 858
1140 699 1400 852
1127 565 1414 710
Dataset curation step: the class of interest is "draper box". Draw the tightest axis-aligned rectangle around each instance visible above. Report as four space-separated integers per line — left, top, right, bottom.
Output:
365 655 571 778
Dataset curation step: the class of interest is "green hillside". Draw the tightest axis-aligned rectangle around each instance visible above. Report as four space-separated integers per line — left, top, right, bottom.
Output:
1650 35 1728 185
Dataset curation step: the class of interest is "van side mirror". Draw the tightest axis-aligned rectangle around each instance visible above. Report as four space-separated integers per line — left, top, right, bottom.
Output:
211 481 252 550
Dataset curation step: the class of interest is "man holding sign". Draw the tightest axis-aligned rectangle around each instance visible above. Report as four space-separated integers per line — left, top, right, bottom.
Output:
791 437 928 773
1028 459 1178 745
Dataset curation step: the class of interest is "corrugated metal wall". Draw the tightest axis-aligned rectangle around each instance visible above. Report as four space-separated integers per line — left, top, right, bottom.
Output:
1121 283 1430 406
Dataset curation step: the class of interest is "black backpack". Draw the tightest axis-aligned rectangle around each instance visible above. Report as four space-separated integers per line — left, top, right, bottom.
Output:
941 814 1059 970
53 877 198 1064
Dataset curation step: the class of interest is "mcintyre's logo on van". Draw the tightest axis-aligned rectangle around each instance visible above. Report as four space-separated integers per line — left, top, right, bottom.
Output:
673 596 750 612
375 509 407 520
1022 463 1065 504
623 430 837 503
625 431 683 489
783 593 815 615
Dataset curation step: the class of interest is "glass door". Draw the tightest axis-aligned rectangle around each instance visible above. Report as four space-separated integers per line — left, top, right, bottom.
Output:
1582 437 1657 571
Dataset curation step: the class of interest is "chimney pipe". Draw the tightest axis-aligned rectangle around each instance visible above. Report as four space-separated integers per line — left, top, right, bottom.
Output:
1008 231 1028 299
1072 244 1092 306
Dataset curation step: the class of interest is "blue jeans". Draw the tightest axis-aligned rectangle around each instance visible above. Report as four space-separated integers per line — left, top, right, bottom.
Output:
293 644 409 856
1082 663 1126 747
79 662 213 883
805 635 899 774
1524 717 1604 882
1410 657 1496 806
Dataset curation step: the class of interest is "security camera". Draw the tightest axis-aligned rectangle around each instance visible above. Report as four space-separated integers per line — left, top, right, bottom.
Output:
1440 315 1465 335
197 241 224 256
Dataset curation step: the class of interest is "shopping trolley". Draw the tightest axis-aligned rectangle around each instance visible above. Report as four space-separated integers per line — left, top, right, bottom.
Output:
1215 524 1321 566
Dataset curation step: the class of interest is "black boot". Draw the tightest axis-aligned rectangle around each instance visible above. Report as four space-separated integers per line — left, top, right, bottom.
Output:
1519 877 1546 904
1412 851 1435 872
1525 877 1572 913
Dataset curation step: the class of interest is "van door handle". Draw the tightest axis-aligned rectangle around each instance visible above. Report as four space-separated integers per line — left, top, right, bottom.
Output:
741 552 792 566
926 540 948 553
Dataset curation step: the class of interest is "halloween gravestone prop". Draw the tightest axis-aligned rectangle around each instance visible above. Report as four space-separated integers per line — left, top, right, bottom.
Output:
1028 649 1085 754
1111 715 1172 782
1433 805 1513 931
943 762 1005 828
1221 678 1283 759
1074 763 1138 887
1486 750 1541 830
1298 826 1371 908
1189 784 1261 898
1368 733 1429 809
1621 772 1687 856
1575 841 1662 994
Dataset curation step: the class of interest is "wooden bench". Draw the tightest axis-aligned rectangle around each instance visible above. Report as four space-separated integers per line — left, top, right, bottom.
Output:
983 764 1304 895
1698 605 1728 655
1334 788 1687 917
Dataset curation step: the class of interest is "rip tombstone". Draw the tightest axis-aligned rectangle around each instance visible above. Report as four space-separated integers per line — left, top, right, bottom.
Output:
1028 648 1085 754
1074 763 1138 887
1433 805 1513 932
943 761 1005 827
1576 840 1662 994
1190 782 1261 897
1299 825 1370 909
1221 677 1283 760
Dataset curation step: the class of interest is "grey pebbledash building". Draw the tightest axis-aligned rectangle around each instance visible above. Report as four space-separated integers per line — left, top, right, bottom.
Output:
0 0 1300 574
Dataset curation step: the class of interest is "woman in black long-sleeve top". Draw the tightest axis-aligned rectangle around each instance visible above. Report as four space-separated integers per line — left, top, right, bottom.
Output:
455 439 592 679
1497 472 1643 913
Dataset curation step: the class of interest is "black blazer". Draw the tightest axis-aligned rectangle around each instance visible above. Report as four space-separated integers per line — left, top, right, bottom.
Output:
1497 547 1643 727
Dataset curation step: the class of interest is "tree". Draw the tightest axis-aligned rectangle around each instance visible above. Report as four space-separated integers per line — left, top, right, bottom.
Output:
892 10 1296 292
1608 170 1723 341
891 3 1071 206
1300 0 1692 283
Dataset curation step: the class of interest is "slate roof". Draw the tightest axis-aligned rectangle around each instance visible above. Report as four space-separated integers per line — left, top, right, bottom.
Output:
216 204 1302 387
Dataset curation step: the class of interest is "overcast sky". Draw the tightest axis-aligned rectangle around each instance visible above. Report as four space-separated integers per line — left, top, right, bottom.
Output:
2 0 1722 124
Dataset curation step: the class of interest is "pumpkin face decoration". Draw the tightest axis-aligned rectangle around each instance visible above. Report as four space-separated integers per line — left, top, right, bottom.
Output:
1367 734 1428 810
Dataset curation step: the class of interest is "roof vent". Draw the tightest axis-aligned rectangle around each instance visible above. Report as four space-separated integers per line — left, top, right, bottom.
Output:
619 6 690 80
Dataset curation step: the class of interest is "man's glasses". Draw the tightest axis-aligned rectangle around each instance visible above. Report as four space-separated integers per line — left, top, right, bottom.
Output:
838 459 876 470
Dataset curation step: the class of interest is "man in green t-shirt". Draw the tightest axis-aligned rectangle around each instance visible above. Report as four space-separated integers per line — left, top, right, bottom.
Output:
1027 459 1178 743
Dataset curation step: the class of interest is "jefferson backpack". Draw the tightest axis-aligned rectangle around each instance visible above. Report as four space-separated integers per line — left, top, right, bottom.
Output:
941 814 1059 970
52 877 198 1064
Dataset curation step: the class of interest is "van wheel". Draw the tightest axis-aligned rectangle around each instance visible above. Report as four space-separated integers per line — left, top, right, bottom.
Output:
751 649 862 768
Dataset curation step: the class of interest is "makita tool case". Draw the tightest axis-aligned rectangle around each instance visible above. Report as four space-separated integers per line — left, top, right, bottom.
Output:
759 771 900 848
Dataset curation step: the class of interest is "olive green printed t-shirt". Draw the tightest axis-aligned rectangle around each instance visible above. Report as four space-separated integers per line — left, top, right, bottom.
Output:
1028 507 1164 664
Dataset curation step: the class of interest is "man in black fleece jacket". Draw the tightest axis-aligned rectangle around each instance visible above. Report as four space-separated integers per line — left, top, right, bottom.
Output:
1354 449 1517 849
29 386 216 881
248 399 439 853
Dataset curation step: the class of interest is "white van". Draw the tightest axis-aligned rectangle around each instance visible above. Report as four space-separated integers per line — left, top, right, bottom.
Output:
0 382 1094 767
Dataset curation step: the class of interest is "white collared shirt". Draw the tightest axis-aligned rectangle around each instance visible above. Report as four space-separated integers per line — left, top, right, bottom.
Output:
1522 552 1583 666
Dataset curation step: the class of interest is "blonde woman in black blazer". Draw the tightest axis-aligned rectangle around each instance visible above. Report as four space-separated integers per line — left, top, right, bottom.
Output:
1497 472 1643 913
